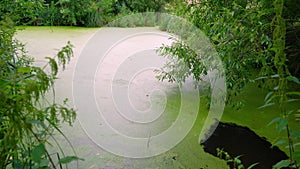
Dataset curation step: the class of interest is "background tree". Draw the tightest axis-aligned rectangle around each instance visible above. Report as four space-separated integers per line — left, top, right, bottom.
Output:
0 0 174 27
157 0 300 105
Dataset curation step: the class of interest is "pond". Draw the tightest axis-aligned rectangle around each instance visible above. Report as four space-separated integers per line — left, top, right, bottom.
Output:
16 26 228 169
16 26 300 169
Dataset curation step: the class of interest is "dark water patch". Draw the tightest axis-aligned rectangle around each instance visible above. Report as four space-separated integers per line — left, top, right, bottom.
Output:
201 121 289 169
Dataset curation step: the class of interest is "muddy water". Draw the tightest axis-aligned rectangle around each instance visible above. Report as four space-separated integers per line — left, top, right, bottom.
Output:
16 27 227 169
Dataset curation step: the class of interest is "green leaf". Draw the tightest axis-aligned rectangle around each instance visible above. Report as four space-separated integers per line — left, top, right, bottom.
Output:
254 76 267 81
255 74 279 81
269 47 278 52
264 92 273 102
234 158 242 164
277 118 288 134
285 142 300 149
273 139 286 146
0 79 9 88
39 159 50 167
286 110 294 115
46 57 58 76
27 119 46 129
292 151 300 157
31 143 46 162
258 102 275 109
271 74 280 78
268 117 281 126
291 130 300 138
17 66 31 73
286 76 300 84
23 74 35 80
59 156 84 164
287 92 300 97
248 163 259 169
272 160 290 169
292 142 300 148
287 99 299 103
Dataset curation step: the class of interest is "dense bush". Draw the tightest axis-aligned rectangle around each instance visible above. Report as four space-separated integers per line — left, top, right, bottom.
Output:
113 0 171 13
0 0 172 27
0 16 79 168
157 0 300 168
157 0 300 98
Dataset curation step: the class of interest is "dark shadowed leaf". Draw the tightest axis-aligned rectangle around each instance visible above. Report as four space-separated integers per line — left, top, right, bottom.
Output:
31 144 46 162
248 163 259 169
293 151 300 158
287 76 300 84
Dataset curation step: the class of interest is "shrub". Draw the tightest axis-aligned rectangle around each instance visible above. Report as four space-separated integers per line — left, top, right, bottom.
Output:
0 17 80 168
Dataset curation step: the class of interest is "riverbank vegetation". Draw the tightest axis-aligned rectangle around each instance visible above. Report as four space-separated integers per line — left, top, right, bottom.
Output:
0 0 172 27
157 0 300 168
0 19 80 168
1 0 300 168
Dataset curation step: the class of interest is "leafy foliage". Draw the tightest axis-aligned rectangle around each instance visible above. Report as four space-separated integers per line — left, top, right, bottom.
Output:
217 148 258 169
157 0 300 167
257 0 300 168
113 0 171 13
157 41 206 84
0 0 173 27
0 17 79 168
158 0 274 98
157 0 300 104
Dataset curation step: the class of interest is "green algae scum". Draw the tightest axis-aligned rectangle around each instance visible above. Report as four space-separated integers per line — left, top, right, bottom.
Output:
16 26 300 169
